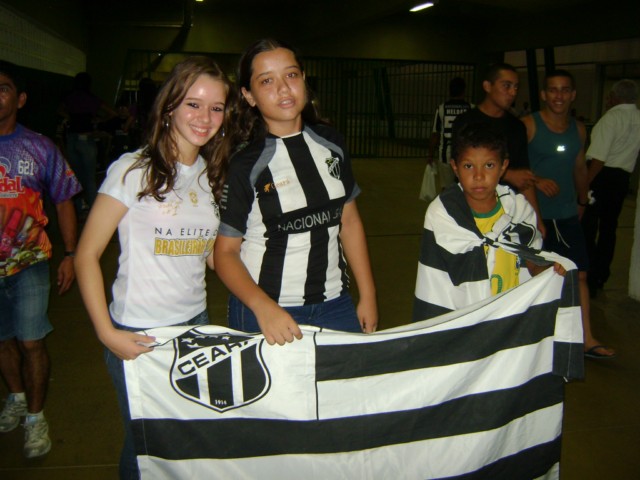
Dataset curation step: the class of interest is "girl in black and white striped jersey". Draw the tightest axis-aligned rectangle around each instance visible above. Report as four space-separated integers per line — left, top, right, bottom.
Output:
215 39 378 346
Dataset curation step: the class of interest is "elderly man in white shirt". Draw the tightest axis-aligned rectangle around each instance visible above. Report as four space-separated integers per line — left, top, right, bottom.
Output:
583 79 640 297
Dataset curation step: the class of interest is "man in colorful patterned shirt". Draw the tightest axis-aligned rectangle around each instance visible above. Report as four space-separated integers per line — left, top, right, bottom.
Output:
0 60 81 457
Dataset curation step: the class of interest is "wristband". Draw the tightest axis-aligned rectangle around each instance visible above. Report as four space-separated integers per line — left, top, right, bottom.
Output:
64 251 76 257
577 200 588 207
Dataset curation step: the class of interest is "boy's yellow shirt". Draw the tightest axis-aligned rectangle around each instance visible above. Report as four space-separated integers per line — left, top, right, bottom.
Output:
473 200 520 295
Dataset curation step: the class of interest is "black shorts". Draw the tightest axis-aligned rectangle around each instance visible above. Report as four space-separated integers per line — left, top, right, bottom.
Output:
543 216 589 271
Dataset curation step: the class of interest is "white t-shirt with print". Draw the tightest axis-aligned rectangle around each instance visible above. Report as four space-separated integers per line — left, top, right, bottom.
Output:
99 150 219 328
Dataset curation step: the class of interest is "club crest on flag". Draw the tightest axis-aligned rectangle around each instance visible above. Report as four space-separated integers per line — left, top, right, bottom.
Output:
169 328 271 412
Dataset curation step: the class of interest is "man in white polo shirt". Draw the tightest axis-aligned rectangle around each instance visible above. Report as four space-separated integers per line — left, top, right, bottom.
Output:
582 79 640 296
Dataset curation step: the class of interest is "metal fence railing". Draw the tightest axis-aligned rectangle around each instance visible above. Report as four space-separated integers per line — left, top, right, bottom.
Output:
118 51 475 158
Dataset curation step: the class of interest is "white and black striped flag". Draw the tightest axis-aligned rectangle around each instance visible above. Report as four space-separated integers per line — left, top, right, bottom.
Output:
125 266 583 479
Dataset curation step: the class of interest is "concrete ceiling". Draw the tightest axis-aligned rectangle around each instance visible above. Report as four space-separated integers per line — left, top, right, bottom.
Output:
3 0 638 56
81 0 639 50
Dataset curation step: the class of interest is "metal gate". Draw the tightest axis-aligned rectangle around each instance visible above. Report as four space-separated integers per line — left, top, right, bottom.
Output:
118 51 475 158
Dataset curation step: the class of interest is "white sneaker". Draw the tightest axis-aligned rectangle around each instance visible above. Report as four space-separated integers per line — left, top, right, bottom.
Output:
24 416 51 458
0 395 27 433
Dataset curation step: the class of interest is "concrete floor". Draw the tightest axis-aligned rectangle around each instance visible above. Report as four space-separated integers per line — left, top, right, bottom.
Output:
1 158 638 479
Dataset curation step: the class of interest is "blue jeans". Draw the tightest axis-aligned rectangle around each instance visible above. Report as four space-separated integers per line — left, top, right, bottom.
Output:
66 132 98 211
228 293 362 333
105 311 209 480
0 262 52 341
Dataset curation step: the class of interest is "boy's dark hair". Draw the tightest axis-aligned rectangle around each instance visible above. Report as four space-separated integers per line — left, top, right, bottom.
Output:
451 123 508 162
544 69 575 90
483 63 517 84
449 77 466 97
0 60 26 94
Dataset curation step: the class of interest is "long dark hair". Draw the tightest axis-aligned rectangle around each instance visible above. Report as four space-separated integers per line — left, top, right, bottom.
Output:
232 38 327 148
128 56 235 202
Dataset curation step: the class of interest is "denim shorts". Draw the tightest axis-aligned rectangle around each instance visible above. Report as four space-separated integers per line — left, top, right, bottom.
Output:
228 292 362 334
0 261 52 341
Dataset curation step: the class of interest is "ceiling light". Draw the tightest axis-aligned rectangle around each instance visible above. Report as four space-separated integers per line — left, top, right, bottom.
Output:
410 2 435 12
